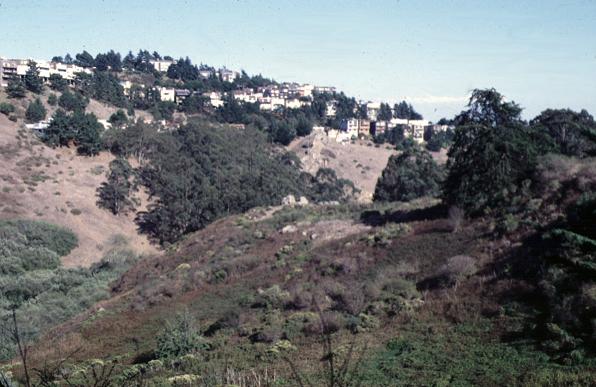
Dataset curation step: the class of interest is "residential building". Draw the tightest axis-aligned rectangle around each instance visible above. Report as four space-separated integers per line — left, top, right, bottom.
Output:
366 102 381 121
314 86 336 94
339 118 359 138
174 89 191 104
159 87 176 102
149 59 176 73
203 91 224 108
219 68 238 83
1 58 90 87
358 119 371 137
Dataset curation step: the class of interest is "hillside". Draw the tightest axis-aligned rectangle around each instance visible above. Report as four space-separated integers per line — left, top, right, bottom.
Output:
288 130 449 202
22 198 595 385
0 112 157 267
288 130 397 201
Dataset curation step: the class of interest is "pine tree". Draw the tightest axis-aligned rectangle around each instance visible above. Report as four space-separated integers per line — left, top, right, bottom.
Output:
24 61 44 94
25 98 47 123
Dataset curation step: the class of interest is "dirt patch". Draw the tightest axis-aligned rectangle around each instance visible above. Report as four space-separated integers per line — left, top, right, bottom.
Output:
288 130 396 202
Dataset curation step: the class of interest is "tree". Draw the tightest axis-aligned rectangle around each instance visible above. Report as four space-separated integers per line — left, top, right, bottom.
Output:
295 114 313 136
530 109 596 158
71 111 103 155
45 109 74 147
74 50 95 68
374 148 443 202
393 101 422 120
378 102 393 121
25 98 47 123
48 73 68 91
44 109 103 155
47 93 57 106
108 109 128 128
6 77 26 99
58 90 88 111
24 61 44 94
166 57 198 81
97 157 137 215
443 88 537 216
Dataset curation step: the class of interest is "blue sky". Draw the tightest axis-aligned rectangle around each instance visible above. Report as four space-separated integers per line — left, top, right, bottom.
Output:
1 0 595 121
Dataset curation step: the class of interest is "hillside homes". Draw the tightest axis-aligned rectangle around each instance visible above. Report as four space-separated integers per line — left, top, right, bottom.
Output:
0 58 91 87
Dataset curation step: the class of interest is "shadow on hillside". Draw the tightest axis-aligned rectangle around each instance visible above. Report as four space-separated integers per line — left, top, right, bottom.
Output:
360 203 448 227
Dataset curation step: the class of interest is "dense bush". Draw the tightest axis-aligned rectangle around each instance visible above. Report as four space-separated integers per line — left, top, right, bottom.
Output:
531 193 596 357
0 102 15 116
0 220 137 361
374 148 443 202
156 312 209 359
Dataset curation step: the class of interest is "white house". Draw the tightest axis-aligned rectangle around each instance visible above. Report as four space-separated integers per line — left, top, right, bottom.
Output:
159 87 176 102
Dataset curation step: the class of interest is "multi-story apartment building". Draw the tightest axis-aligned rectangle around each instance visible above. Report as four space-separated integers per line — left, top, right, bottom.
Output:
1 58 90 87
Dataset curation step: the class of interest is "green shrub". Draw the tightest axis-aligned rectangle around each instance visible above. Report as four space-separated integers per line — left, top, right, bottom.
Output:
156 311 209 359
0 102 15 116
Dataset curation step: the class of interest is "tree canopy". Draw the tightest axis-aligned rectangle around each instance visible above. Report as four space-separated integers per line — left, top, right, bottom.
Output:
374 148 443 202
443 89 537 216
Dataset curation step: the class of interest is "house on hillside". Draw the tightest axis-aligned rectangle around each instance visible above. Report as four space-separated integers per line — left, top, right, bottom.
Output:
174 89 191 104
159 87 176 102
150 59 176 73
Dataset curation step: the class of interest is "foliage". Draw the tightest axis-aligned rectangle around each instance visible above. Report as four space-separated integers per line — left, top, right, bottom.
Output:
48 73 68 92
6 77 26 99
443 88 538 216
155 312 209 359
530 108 596 158
58 90 88 111
0 220 138 362
425 128 454 152
44 109 104 155
530 193 596 357
25 98 46 123
132 121 353 243
0 103 15 116
393 100 423 120
97 157 137 215
108 109 128 128
374 148 443 202
78 72 128 108
47 93 57 106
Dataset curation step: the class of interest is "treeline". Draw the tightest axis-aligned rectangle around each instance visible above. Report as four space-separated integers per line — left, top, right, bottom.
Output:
373 88 596 358
100 120 357 243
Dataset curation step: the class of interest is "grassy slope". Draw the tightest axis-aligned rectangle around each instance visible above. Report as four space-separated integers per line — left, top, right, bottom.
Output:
26 200 595 385
0 92 157 267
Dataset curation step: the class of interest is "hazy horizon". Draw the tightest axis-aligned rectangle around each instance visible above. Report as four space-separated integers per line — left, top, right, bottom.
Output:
1 0 595 121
